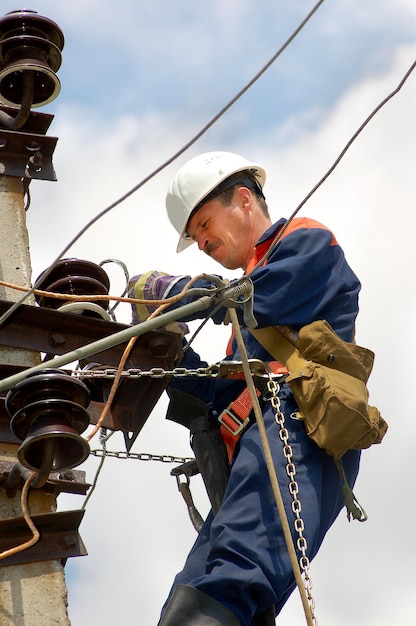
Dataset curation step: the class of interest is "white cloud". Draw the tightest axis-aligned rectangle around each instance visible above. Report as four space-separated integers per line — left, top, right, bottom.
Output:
1 2 415 624
47 45 415 625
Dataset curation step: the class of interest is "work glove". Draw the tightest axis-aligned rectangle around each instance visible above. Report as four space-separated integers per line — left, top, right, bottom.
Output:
128 270 189 333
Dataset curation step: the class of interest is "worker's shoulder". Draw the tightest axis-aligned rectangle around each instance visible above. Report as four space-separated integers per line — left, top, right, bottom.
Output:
283 217 338 244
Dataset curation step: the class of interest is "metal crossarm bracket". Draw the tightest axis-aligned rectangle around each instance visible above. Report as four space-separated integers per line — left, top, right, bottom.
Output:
0 509 87 567
0 107 58 180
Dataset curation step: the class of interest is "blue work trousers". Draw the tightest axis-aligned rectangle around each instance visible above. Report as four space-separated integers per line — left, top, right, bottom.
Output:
163 386 360 625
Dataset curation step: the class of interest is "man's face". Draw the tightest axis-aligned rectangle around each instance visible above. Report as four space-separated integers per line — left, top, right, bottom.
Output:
186 190 253 270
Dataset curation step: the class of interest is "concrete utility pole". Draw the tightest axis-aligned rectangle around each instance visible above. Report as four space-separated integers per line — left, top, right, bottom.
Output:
0 10 75 625
0 11 185 625
0 179 72 624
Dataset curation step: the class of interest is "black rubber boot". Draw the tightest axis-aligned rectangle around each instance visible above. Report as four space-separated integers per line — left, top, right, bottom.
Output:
158 584 240 625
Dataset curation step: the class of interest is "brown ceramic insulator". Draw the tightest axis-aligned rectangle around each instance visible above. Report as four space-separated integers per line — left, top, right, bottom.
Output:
0 9 64 107
5 369 91 473
35 258 111 313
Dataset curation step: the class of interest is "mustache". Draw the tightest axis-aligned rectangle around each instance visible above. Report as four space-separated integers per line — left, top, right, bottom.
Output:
204 241 221 256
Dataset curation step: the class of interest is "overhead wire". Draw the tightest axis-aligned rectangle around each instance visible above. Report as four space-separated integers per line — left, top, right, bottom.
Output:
0 5 411 617
247 58 416 275
2 55 406 307
0 0 326 329
81 428 114 510
69 55 416 554
0 56 412 431
0 55 412 432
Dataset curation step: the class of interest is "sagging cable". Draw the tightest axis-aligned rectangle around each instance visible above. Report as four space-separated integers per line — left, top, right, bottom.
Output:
0 273 207 309
0 0 326 329
248 58 416 275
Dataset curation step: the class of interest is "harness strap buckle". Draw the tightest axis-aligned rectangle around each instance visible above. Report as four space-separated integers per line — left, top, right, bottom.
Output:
218 363 287 463
218 407 250 436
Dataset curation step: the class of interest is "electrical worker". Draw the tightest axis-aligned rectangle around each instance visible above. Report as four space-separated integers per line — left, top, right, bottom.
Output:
130 151 362 626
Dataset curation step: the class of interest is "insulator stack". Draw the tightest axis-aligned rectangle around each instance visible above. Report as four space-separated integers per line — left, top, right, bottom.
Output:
35 258 111 319
0 9 64 108
5 369 91 477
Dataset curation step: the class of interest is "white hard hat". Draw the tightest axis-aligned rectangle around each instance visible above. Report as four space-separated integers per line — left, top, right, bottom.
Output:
166 151 266 252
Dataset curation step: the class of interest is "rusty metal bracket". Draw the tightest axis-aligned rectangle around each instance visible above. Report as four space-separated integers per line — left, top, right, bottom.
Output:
0 509 87 567
0 107 57 180
0 127 58 180
0 299 182 368
0 107 55 134
0 299 183 447
0 460 89 497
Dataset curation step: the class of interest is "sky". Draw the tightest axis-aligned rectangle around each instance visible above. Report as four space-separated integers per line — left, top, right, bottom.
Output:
0 1 415 624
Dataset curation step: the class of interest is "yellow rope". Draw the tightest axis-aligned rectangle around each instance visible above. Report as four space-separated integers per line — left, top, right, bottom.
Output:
228 307 314 626
0 473 40 561
0 275 205 308
85 275 202 442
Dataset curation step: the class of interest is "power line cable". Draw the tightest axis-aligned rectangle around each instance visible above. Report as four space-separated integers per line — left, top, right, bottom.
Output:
0 0 326 328
248 58 416 274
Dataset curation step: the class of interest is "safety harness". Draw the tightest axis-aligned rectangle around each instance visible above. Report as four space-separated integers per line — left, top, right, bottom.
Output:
218 361 288 463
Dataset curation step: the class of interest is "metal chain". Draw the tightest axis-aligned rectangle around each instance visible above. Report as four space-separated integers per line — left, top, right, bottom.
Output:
72 359 272 381
83 360 275 464
83 363 231 465
72 365 217 380
266 374 318 625
89 449 194 464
